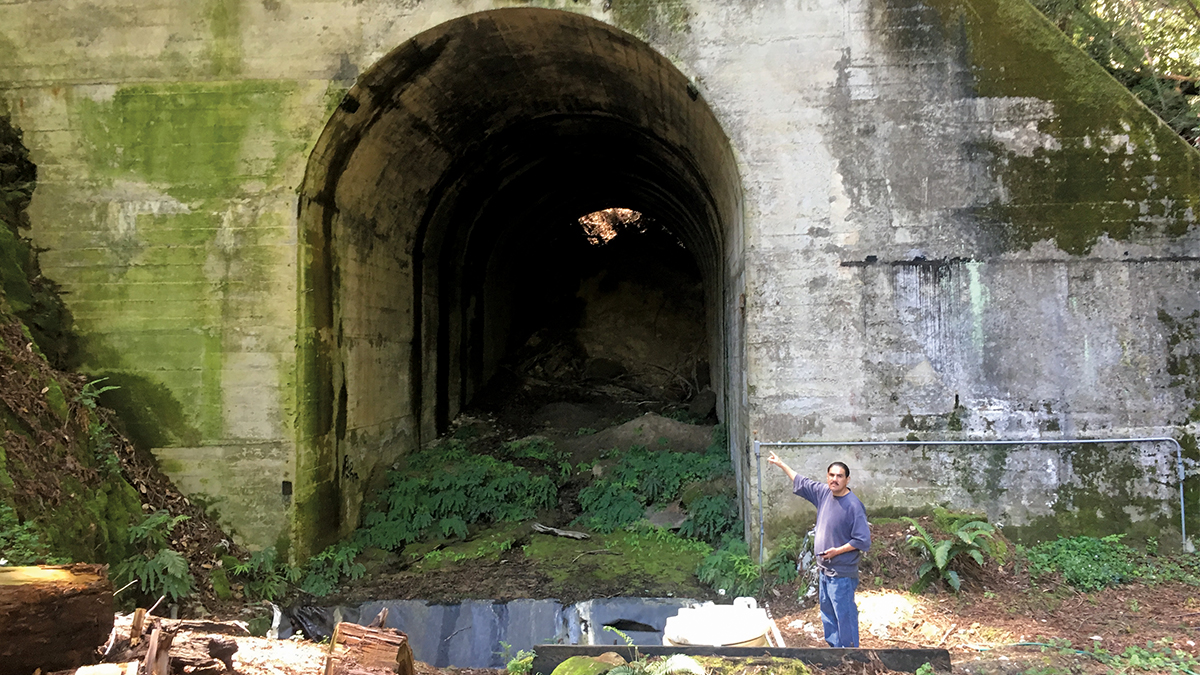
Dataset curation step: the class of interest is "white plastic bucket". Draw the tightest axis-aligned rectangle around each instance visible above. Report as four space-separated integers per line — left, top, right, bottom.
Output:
661 597 770 647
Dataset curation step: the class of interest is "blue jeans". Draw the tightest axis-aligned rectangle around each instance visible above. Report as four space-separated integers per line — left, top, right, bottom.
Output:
818 574 859 648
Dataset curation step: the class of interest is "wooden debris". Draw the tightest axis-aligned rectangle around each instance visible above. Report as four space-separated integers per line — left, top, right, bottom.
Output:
129 608 148 646
0 564 113 673
532 522 590 539
325 621 415 675
207 636 239 670
106 616 241 674
367 607 390 628
143 625 176 675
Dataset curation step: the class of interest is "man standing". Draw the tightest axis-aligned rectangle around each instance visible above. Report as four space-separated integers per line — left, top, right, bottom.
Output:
767 452 871 648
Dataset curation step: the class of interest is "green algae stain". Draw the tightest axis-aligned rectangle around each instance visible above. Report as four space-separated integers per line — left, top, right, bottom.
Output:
205 0 245 77
1158 308 1200 422
1002 442 1177 546
608 0 691 40
890 0 1200 254
76 81 294 202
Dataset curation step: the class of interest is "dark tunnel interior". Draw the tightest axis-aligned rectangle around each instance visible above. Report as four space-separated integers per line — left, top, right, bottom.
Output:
295 7 743 549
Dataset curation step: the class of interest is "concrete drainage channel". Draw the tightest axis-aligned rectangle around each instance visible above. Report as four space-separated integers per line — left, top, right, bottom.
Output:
282 597 950 673
282 597 698 668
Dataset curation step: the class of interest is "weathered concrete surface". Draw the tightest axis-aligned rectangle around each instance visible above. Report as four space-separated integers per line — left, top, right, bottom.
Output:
1 0 1198 553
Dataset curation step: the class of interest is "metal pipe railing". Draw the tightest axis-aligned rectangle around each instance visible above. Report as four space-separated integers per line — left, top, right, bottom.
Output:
752 436 1187 563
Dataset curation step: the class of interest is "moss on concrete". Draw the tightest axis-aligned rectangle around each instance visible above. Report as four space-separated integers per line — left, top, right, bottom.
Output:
1000 442 1183 546
522 526 711 596
608 0 691 40
205 0 245 77
893 0 1200 253
75 81 295 202
92 371 203 449
65 81 300 457
1159 308 1200 422
694 657 813 675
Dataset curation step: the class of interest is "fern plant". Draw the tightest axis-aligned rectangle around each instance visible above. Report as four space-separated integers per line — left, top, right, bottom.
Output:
361 447 557 550
300 541 366 597
232 546 302 601
0 503 64 565
678 495 738 545
904 516 998 592
112 510 194 603
575 481 645 533
696 539 760 597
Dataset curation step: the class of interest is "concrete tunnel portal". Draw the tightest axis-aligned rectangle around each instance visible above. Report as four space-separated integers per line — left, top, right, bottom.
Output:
295 8 744 554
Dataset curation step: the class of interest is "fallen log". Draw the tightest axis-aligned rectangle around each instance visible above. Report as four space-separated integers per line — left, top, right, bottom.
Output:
325 621 415 675
0 564 113 673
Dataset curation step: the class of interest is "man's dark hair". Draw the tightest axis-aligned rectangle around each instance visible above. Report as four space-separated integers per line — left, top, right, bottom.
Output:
827 461 850 478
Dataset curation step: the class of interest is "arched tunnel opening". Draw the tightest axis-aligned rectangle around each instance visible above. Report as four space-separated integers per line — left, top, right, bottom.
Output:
296 8 743 554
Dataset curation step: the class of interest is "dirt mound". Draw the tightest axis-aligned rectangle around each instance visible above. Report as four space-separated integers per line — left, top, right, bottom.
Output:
562 413 715 461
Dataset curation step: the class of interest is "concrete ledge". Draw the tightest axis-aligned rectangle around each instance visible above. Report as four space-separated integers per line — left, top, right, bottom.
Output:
530 645 952 674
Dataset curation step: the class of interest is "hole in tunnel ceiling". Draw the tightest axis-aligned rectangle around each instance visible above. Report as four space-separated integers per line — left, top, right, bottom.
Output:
578 207 644 246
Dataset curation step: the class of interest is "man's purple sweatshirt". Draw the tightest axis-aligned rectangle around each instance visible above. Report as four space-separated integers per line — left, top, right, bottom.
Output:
793 475 872 578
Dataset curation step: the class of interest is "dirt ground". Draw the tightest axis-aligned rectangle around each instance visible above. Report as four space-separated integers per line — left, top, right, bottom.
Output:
768 521 1200 673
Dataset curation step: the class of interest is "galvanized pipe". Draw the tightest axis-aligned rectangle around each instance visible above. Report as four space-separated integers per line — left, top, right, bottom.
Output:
752 436 1188 563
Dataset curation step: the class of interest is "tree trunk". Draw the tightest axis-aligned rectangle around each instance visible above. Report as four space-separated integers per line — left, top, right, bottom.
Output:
0 564 113 674
325 621 415 675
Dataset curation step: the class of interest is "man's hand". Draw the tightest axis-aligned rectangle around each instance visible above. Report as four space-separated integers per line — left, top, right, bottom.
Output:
818 545 854 560
766 452 797 482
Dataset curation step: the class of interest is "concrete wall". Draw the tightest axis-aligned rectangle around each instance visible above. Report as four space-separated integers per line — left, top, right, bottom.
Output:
1 0 1198 554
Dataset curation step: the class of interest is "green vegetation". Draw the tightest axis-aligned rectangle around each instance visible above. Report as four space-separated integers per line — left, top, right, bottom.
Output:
601 626 706 675
300 541 365 597
0 502 65 566
764 532 804 587
284 426 740 598
575 439 733 534
904 512 1005 592
231 546 301 602
1034 637 1200 673
1032 0 1200 144
112 510 195 603
696 539 760 598
361 439 558 551
502 642 535 675
1024 534 1141 590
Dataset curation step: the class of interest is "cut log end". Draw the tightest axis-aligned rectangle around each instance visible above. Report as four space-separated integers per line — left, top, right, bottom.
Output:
326 621 415 675
0 564 114 673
